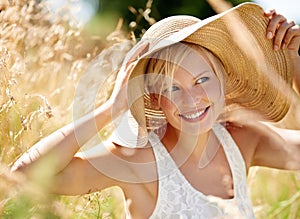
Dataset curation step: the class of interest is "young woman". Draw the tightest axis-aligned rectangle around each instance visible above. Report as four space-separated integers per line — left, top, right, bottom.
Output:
12 3 300 218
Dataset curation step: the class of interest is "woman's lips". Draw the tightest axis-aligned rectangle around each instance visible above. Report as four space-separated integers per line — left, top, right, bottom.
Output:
179 106 210 122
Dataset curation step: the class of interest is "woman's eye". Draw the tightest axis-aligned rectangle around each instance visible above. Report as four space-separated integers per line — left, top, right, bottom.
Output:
170 85 180 92
196 77 209 84
163 85 179 93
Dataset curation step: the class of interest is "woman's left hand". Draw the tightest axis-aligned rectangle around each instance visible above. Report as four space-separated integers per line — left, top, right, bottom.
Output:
264 9 300 94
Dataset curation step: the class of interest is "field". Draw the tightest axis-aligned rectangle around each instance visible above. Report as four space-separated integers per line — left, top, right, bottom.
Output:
0 0 299 218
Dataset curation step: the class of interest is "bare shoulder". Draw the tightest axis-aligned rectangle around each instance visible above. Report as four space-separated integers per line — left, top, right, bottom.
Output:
225 121 262 170
110 141 158 182
57 140 156 195
105 140 158 212
77 139 156 182
233 121 300 170
111 141 156 163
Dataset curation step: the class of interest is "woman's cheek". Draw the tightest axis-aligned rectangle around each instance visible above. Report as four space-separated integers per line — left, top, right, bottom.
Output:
204 82 223 102
160 96 175 110
160 94 184 117
204 83 225 117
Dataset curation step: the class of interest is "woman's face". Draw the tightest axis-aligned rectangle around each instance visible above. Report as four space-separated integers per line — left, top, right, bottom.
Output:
157 47 224 134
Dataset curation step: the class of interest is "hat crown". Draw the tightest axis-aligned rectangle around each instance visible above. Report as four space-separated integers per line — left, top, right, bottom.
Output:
142 15 200 48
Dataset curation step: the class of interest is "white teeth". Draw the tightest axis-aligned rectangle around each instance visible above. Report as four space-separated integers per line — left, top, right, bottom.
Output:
181 108 206 119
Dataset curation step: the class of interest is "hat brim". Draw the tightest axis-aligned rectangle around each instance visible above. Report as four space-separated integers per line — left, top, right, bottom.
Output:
112 2 293 147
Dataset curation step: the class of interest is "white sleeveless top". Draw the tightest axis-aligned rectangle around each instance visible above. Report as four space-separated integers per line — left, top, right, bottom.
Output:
147 123 256 219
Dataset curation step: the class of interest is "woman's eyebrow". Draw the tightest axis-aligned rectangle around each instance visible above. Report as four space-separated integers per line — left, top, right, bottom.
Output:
193 71 210 80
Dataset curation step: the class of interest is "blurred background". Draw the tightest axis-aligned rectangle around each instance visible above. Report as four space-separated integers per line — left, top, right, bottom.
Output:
0 0 299 218
44 0 300 38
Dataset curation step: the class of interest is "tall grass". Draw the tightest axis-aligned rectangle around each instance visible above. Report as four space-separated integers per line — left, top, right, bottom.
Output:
0 0 125 217
0 0 299 218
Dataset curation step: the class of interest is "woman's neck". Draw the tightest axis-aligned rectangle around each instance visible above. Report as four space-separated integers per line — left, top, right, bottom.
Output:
162 123 213 165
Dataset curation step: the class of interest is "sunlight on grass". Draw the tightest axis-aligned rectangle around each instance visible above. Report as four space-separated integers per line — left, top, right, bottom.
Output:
249 167 300 218
0 0 299 218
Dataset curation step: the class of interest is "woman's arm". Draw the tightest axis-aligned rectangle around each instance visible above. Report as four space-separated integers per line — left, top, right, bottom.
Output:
249 11 300 170
11 41 149 184
11 100 116 174
251 122 300 170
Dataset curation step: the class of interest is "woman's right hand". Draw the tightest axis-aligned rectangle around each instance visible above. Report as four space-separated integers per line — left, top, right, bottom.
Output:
108 40 149 115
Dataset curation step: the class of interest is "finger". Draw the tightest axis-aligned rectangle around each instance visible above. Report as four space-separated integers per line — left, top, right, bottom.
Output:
266 13 286 39
116 60 138 84
273 20 295 50
120 41 149 82
124 60 139 79
282 24 300 50
264 8 276 18
124 40 149 64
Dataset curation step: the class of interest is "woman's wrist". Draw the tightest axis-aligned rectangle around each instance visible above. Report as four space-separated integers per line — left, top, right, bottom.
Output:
94 99 128 130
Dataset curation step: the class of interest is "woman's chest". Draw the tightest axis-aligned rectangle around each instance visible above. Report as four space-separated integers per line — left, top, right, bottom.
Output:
125 149 236 218
179 150 235 199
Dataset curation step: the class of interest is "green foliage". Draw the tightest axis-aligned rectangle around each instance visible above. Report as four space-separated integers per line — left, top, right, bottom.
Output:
249 167 300 218
96 0 252 37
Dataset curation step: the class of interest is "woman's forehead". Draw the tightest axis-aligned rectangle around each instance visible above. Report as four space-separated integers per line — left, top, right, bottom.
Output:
153 44 214 70
175 50 214 77
145 43 217 85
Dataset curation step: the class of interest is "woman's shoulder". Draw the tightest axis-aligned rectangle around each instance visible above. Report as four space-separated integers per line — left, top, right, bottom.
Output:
224 121 261 169
76 139 155 176
108 140 158 187
109 140 156 163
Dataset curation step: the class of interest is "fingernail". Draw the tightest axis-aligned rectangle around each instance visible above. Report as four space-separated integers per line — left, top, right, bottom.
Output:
274 45 279 51
267 32 273 39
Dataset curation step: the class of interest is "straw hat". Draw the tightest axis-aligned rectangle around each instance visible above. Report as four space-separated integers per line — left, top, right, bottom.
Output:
110 2 293 147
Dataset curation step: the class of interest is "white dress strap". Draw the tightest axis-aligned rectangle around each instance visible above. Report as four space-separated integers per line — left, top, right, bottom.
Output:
148 123 256 218
212 123 255 217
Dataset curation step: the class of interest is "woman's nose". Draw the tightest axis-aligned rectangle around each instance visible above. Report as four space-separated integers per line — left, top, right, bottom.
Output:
182 87 207 106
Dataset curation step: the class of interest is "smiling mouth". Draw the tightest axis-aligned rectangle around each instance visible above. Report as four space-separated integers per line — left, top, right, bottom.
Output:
179 106 210 121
